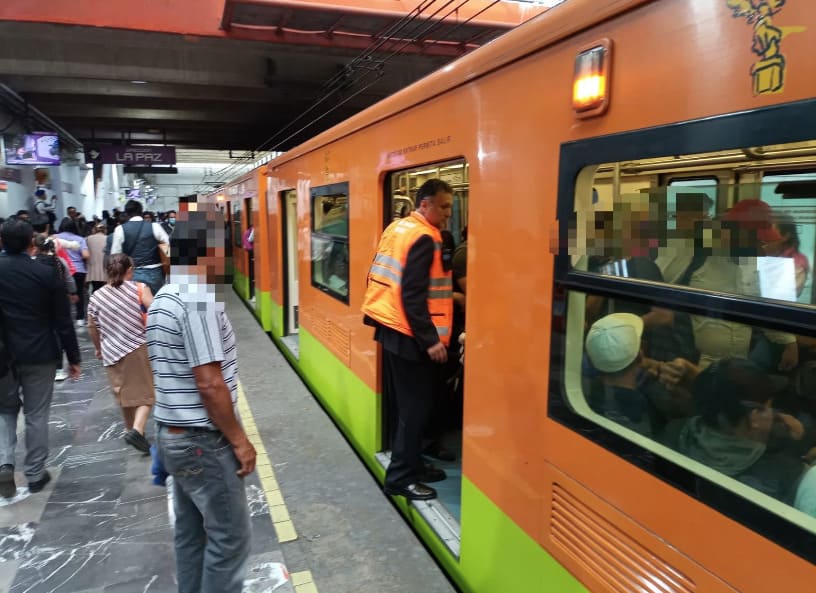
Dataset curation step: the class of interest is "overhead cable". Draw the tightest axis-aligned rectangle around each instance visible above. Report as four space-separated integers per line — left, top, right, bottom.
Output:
200 0 494 190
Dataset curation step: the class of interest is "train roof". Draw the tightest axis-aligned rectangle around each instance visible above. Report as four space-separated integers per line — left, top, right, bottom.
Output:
265 0 648 172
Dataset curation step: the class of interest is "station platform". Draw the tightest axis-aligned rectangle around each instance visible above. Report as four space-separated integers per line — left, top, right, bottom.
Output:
0 290 457 593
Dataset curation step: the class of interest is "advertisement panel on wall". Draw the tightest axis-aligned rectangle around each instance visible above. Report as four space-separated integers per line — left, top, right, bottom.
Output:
3 133 60 166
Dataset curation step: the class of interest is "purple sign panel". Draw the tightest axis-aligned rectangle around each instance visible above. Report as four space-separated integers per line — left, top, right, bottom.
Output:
85 145 176 165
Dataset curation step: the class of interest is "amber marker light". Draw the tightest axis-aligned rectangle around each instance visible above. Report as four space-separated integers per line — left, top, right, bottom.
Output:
572 39 612 117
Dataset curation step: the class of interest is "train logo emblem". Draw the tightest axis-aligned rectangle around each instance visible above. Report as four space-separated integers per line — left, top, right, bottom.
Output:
727 0 791 95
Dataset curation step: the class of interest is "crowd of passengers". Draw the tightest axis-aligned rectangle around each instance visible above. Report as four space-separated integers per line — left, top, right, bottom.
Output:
581 193 816 515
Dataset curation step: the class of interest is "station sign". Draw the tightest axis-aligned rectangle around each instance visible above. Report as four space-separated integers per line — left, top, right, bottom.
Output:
85 145 176 165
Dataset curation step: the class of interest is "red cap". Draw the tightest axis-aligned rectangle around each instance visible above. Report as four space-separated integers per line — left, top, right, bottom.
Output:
722 199 783 243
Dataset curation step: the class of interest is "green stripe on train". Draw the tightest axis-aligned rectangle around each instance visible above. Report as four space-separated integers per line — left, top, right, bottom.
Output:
458 478 588 593
233 270 250 302
298 329 382 466
259 291 279 334
259 300 586 593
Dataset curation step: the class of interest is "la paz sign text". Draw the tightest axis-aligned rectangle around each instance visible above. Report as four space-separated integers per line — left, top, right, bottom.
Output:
85 145 176 165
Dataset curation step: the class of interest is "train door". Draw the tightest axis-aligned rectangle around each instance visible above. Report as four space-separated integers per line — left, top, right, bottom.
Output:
379 159 468 546
221 198 234 283
245 197 255 303
232 201 243 291
281 189 300 355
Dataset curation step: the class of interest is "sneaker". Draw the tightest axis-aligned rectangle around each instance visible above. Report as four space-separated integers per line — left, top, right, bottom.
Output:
0 465 15 499
28 471 51 493
124 429 151 454
54 369 68 382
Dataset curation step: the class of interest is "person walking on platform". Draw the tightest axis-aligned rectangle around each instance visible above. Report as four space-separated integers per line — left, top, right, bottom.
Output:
147 206 255 593
111 199 170 297
86 224 108 295
362 178 454 501
0 219 81 498
87 254 155 454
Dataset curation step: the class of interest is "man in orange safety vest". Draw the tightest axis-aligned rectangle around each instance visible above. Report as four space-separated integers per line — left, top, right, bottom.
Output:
362 178 454 501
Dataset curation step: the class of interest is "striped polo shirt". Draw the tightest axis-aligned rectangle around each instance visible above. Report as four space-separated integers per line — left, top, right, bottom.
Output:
87 280 146 366
146 283 238 428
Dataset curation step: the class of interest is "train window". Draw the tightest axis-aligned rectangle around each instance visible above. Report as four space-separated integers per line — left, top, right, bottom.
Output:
232 201 242 249
569 140 816 306
310 182 349 303
386 158 468 242
561 288 816 533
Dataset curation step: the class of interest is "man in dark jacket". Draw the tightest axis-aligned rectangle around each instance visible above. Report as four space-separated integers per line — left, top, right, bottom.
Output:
362 179 454 501
0 219 81 498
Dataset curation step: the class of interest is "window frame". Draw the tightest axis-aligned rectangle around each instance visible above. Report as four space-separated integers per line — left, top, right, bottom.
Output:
310 182 350 304
551 98 816 564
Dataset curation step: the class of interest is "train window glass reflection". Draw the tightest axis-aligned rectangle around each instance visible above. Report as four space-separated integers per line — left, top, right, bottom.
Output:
562 289 816 533
761 171 816 304
569 140 816 306
311 183 349 303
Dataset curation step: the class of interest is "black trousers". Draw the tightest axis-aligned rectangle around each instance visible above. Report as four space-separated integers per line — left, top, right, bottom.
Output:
383 349 440 488
73 272 86 320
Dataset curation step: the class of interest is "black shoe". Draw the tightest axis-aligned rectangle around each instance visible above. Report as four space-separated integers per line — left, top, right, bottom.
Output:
124 429 151 454
383 482 437 501
423 442 456 462
420 465 447 483
0 465 15 499
28 471 51 494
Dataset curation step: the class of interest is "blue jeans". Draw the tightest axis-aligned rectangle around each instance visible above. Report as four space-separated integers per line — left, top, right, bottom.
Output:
157 426 251 593
133 266 165 297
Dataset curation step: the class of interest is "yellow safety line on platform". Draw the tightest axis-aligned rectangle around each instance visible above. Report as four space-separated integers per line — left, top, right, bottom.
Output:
236 381 298 544
291 571 319 593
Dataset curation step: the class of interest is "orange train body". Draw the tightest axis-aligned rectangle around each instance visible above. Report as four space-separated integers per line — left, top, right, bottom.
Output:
211 1 816 592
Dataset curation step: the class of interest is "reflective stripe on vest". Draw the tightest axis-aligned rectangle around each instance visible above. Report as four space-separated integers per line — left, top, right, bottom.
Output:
361 212 454 346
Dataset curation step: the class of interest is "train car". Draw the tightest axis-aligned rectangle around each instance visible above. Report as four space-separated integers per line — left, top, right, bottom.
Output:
214 1 816 591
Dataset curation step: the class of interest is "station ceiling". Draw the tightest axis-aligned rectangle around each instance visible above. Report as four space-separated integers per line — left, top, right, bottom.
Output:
0 0 548 154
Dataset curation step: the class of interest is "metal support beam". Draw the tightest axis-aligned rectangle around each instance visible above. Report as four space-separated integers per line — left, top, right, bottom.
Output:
0 83 83 151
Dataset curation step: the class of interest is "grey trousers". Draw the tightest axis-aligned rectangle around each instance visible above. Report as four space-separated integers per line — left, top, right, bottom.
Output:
0 363 56 480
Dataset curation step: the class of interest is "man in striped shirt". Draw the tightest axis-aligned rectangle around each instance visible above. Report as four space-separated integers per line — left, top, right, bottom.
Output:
147 206 255 593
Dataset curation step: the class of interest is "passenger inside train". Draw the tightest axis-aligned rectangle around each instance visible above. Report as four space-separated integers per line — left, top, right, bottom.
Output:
568 138 816 525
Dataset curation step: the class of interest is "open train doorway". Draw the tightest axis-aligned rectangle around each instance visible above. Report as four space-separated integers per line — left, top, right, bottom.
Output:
376 159 468 550
244 197 255 303
281 189 300 357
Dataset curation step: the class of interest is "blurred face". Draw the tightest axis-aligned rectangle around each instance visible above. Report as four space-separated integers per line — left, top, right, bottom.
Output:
171 209 227 284
748 400 774 442
418 191 453 230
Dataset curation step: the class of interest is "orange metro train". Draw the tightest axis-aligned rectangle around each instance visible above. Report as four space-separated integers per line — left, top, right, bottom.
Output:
208 1 816 591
